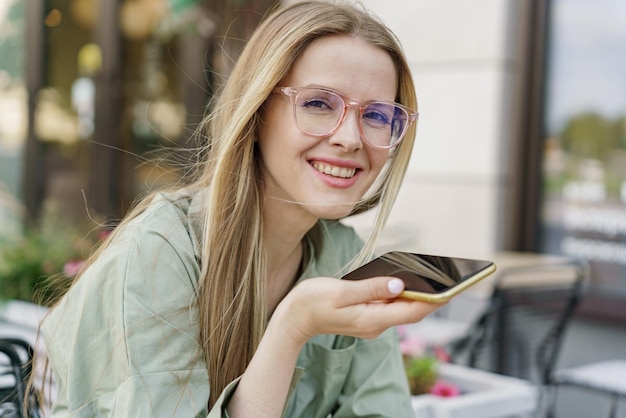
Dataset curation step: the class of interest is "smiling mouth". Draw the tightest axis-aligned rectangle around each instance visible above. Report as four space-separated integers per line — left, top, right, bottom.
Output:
311 162 357 179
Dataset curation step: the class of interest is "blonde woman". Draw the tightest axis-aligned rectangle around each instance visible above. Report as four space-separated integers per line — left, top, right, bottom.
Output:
38 1 442 417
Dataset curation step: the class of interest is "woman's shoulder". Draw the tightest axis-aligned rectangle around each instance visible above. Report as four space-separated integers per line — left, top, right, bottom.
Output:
129 189 196 232
116 189 202 253
41 189 204 362
47 189 204 321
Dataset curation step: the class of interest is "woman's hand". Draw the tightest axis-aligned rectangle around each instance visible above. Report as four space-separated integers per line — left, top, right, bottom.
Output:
228 276 441 417
273 276 444 347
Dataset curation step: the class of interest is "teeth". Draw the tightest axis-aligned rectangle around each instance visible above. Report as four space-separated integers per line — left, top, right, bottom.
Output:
312 162 356 179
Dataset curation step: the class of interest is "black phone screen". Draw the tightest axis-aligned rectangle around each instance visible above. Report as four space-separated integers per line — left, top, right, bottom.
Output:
342 252 494 294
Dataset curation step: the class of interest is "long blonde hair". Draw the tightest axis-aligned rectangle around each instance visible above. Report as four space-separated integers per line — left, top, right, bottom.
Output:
37 0 419 410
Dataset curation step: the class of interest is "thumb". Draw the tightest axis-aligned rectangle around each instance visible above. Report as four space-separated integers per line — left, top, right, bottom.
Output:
340 276 405 306
387 277 405 296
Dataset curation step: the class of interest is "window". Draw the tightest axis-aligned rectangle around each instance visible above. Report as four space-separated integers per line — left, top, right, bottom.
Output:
538 0 626 315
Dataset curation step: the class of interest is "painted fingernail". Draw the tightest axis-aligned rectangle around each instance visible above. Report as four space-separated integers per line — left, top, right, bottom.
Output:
387 278 404 295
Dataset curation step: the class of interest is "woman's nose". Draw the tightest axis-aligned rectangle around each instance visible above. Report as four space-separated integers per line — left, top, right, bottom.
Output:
328 108 363 151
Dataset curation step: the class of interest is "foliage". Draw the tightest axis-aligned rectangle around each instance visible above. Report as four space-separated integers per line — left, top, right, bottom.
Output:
398 325 460 397
0 205 107 306
545 113 626 201
562 113 616 161
404 355 439 395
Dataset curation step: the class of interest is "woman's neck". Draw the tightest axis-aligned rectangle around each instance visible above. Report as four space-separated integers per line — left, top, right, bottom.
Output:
262 199 317 315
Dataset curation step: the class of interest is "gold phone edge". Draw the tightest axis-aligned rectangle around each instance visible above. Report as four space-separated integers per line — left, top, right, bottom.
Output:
399 262 498 303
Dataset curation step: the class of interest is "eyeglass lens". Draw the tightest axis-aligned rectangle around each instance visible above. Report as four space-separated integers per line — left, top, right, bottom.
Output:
293 88 409 148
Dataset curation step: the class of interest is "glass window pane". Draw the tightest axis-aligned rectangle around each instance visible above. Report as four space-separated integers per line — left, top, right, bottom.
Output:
540 0 626 295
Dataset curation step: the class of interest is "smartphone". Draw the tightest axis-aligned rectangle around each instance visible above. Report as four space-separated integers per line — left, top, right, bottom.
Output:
342 251 497 303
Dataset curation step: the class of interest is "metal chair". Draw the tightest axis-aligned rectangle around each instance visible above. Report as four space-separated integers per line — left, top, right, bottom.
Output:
449 257 588 412
0 338 41 418
547 359 626 418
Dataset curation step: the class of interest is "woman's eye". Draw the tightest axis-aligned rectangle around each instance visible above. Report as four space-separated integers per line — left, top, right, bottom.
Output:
301 98 334 111
363 109 391 125
299 97 340 115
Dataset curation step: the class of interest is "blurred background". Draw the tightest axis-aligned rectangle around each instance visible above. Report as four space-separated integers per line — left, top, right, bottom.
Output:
0 0 625 416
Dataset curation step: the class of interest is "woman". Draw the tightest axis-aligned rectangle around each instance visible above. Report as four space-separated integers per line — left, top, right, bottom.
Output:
38 1 441 417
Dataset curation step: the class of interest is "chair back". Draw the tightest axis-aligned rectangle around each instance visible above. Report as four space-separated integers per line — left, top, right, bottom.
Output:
0 338 42 417
451 257 588 385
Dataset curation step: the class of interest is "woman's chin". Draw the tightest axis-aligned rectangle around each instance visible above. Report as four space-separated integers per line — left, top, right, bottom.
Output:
309 202 356 221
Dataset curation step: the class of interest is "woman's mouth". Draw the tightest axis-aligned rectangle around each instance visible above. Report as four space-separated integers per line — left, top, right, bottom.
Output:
311 162 357 179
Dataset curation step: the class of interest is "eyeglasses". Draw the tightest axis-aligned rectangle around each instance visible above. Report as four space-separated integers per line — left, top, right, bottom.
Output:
272 86 418 149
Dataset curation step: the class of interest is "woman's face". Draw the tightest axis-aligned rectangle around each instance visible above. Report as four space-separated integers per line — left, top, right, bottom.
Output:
257 35 398 223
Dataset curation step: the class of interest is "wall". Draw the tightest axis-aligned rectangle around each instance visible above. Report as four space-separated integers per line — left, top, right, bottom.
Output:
344 0 531 258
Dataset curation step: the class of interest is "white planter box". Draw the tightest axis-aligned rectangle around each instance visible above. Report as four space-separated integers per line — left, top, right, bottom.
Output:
0 300 54 412
411 363 538 418
0 300 48 344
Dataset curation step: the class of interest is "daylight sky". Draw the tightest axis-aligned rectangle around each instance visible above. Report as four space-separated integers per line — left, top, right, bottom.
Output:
545 0 626 133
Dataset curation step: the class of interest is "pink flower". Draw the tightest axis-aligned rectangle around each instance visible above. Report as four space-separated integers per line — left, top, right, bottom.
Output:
63 260 85 277
400 333 426 358
433 346 451 363
430 380 461 398
98 229 112 241
397 325 408 339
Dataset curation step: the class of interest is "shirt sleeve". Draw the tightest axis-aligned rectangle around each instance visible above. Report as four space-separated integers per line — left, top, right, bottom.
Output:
206 378 239 418
332 327 413 417
207 368 304 418
42 198 240 417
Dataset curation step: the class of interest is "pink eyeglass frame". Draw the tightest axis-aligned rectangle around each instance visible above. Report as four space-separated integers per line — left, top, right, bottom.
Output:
272 86 418 149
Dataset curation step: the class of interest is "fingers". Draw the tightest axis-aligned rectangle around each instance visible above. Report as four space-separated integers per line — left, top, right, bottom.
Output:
337 276 405 307
279 277 445 342
365 298 444 328
334 277 444 337
332 296 444 340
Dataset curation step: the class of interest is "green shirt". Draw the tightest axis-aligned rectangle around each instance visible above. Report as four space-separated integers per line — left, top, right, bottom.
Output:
41 190 413 417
